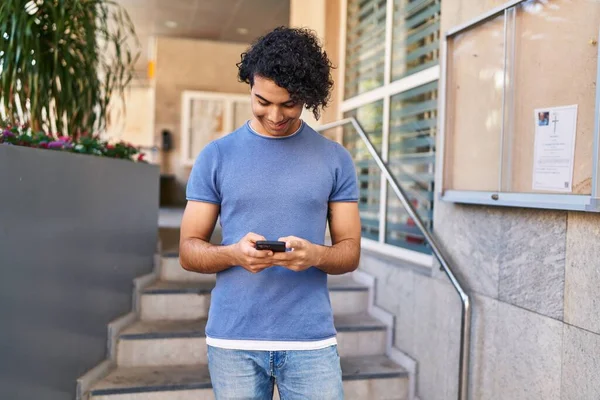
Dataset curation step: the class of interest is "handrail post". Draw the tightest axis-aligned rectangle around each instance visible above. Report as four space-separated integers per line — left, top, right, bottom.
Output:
316 117 471 400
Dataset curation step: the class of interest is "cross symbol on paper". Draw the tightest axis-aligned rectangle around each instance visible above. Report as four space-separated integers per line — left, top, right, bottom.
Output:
552 113 559 134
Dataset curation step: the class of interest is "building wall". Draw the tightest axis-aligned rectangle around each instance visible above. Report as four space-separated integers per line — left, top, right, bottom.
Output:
323 0 342 139
105 84 155 149
289 0 342 141
154 37 249 193
357 1 600 399
363 192 600 400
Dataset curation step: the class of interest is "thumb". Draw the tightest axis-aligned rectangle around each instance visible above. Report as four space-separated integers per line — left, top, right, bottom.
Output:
278 236 297 249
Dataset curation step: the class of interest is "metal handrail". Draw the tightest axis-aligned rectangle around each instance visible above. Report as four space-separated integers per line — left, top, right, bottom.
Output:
316 117 471 400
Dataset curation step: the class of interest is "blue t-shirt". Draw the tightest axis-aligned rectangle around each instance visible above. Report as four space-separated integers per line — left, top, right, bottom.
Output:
186 121 358 341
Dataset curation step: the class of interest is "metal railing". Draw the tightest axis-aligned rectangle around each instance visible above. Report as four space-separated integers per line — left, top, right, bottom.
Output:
316 117 471 400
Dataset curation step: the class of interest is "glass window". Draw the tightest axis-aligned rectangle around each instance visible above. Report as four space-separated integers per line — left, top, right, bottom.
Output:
385 82 437 253
391 0 441 81
342 0 442 256
344 0 387 98
343 101 384 241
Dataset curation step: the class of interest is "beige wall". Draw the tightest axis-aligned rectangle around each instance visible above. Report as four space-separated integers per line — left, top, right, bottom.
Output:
289 0 326 129
105 85 154 146
290 0 326 36
154 37 249 183
289 0 343 141
323 0 342 126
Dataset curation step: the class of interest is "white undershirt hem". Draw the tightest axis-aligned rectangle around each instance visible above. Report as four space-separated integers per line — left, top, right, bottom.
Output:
206 336 337 351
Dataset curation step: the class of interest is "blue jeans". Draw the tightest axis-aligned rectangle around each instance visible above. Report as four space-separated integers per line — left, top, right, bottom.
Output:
207 345 344 400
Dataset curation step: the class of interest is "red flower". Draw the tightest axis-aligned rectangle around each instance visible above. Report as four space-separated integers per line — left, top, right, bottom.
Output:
48 141 64 149
107 144 115 150
137 153 145 162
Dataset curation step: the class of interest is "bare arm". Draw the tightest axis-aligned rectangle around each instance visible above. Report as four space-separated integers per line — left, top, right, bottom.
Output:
315 201 361 274
272 201 361 275
179 201 274 274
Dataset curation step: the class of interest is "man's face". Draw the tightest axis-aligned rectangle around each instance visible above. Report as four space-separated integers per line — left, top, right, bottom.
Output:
250 75 304 137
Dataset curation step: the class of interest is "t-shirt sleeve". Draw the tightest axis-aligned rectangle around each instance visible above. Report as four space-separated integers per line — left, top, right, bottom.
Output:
329 144 359 202
186 142 221 204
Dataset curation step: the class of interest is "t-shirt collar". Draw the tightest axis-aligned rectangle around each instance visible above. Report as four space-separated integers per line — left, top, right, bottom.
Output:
247 120 304 140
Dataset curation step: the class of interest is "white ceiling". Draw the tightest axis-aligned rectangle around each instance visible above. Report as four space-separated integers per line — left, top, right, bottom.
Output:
115 0 290 73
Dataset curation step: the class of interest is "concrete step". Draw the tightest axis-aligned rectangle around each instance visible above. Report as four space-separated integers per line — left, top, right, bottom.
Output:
139 281 212 321
329 276 369 315
160 254 216 283
140 278 368 321
334 313 387 357
117 320 208 367
117 314 387 367
90 355 408 400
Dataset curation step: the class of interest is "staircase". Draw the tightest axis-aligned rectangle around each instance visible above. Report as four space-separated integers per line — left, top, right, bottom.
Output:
82 254 410 399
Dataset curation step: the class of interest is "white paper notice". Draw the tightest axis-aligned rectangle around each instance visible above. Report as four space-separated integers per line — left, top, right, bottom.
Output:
532 105 578 192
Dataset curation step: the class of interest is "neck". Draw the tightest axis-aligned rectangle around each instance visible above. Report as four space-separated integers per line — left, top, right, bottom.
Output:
249 118 302 138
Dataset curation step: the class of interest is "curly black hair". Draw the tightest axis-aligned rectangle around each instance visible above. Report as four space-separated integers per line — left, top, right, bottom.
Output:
237 27 334 120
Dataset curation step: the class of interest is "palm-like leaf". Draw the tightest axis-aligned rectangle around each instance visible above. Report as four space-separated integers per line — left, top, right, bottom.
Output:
0 0 139 138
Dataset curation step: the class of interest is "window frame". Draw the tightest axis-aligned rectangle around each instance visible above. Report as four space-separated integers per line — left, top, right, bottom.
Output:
180 91 251 167
340 0 441 267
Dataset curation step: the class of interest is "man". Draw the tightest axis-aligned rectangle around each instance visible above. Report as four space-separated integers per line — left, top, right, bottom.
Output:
179 27 361 400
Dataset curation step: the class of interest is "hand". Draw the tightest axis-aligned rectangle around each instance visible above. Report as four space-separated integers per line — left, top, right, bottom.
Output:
232 232 274 274
271 236 322 272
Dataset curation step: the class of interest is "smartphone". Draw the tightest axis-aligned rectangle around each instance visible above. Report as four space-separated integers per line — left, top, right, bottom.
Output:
255 240 287 252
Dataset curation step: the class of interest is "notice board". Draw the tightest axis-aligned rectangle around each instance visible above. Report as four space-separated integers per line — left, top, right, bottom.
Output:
440 0 600 211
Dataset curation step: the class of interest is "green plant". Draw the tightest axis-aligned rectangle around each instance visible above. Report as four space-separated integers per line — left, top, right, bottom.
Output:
1 121 145 161
0 0 139 139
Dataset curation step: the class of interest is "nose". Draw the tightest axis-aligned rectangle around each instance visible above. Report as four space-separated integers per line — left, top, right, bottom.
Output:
268 107 284 123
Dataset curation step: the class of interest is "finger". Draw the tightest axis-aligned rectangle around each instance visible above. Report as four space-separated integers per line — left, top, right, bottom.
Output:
245 258 273 267
287 239 303 251
250 264 273 272
248 248 273 258
270 252 293 262
246 232 266 243
241 242 272 258
278 236 298 250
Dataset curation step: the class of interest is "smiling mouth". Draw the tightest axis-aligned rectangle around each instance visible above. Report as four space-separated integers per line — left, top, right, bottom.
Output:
269 120 289 130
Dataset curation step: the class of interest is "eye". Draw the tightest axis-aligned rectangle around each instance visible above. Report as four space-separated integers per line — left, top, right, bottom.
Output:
284 103 296 108
258 101 269 106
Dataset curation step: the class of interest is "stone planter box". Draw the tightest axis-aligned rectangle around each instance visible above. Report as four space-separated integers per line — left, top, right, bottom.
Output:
0 145 160 400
